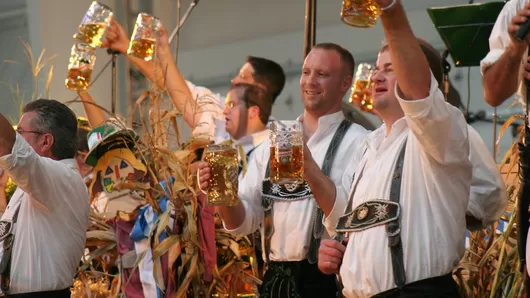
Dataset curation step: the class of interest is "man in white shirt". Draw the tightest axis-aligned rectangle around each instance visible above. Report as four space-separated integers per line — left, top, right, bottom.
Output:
481 0 530 107
0 99 89 297
318 0 473 297
198 42 368 297
103 19 286 158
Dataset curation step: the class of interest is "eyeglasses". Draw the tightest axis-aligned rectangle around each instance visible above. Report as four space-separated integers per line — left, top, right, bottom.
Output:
16 129 44 135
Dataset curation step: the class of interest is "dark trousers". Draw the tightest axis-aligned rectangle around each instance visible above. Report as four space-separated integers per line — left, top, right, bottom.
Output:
259 259 339 298
372 274 460 298
5 288 70 298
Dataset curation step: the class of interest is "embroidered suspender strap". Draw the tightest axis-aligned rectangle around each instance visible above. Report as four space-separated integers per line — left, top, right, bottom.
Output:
262 120 352 264
307 120 352 264
0 199 23 293
334 140 407 288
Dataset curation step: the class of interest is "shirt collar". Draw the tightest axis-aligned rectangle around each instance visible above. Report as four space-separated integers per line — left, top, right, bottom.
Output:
297 111 345 128
366 117 408 152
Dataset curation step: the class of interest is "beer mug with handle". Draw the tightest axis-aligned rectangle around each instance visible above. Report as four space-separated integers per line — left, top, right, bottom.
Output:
349 63 374 112
127 13 162 61
65 44 96 91
270 121 304 185
203 144 239 206
73 1 113 48
341 0 382 28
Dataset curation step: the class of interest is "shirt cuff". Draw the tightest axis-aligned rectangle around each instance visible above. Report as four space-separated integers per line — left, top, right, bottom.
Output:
0 133 25 171
479 49 504 75
396 71 443 118
323 185 348 237
221 200 253 238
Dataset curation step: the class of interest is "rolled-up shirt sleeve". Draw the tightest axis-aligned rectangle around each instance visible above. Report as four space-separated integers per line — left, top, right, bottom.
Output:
0 133 62 208
186 80 227 142
397 72 470 165
323 143 366 235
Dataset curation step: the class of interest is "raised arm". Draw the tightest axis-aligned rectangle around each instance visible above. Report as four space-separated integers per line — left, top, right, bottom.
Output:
481 1 530 107
103 19 219 132
379 0 430 100
378 0 469 165
78 91 107 128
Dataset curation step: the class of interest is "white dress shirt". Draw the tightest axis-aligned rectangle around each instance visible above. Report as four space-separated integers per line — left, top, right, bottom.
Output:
467 126 507 226
224 111 368 262
336 73 472 297
480 0 528 105
0 134 89 294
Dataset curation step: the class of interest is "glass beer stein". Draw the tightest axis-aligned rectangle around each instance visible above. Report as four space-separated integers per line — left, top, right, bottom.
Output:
204 144 239 206
349 63 374 112
73 1 113 48
341 0 382 28
270 121 304 185
126 13 162 61
65 44 96 91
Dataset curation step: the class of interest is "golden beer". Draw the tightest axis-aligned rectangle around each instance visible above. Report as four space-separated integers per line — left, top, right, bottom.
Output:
341 0 382 28
127 13 161 61
270 145 304 185
74 23 107 48
127 38 156 61
65 44 96 92
204 145 239 206
270 121 304 185
73 2 112 48
65 67 93 91
349 79 370 104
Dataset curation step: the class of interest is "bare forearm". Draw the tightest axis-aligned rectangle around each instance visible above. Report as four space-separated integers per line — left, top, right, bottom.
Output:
483 45 525 107
157 51 200 129
381 2 430 100
216 203 246 230
78 92 107 128
0 114 15 157
127 56 166 90
305 161 336 216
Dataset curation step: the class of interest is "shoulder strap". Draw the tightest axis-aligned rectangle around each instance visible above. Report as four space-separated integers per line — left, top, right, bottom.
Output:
307 120 352 264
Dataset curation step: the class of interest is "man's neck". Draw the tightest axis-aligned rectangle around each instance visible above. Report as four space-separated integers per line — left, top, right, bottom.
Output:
380 109 405 136
240 123 267 140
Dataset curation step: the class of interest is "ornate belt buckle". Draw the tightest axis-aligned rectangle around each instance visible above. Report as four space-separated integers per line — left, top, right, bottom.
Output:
336 200 400 233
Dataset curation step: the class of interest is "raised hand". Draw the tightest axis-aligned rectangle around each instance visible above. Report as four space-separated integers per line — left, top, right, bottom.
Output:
318 239 347 275
102 18 130 54
508 3 530 50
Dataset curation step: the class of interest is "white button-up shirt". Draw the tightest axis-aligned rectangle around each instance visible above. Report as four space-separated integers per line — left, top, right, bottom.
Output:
225 111 368 262
0 134 89 294
467 126 507 226
336 73 472 297
480 0 528 105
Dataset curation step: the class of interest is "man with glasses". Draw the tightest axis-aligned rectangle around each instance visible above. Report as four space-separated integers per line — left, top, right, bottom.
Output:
0 99 89 297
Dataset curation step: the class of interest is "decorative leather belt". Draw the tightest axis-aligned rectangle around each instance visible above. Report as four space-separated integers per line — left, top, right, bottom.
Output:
336 200 400 233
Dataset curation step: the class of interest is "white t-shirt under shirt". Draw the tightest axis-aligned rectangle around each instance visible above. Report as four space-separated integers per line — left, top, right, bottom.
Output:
334 73 473 297
0 134 89 294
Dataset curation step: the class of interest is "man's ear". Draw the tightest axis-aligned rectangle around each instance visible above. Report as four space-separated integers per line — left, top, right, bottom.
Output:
41 133 55 154
248 106 261 120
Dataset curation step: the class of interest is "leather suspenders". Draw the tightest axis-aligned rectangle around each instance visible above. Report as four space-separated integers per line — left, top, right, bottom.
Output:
262 120 352 264
335 140 408 288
